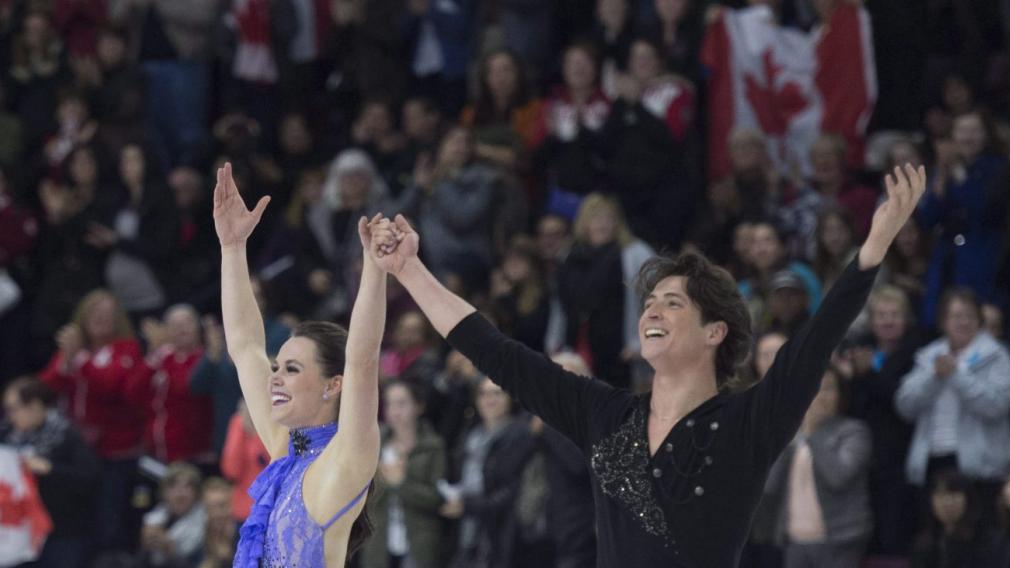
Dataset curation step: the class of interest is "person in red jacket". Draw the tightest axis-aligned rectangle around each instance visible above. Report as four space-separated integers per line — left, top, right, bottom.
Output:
132 304 213 465
39 288 144 554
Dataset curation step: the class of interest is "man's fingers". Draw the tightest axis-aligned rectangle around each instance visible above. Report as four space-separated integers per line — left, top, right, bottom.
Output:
884 173 895 197
902 164 918 200
394 214 414 235
892 166 909 206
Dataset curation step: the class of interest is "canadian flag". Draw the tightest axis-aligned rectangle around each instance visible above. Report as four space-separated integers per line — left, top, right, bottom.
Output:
0 447 52 566
701 3 876 181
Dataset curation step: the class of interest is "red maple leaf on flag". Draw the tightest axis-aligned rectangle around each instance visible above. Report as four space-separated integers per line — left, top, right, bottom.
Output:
743 49 810 136
0 482 25 526
0 468 53 552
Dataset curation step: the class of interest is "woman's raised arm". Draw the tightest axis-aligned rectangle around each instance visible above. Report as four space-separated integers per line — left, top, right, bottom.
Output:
317 216 389 483
214 163 286 458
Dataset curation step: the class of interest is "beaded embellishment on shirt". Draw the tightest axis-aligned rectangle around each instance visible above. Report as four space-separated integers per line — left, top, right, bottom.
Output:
591 404 672 545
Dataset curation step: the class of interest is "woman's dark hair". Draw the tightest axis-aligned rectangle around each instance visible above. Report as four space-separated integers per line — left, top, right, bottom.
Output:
938 286 983 326
383 379 427 410
502 235 547 316
635 252 753 388
883 216 930 278
291 320 374 564
471 375 517 415
813 207 856 281
562 40 602 80
291 321 349 380
625 35 663 69
6 377 57 408
926 470 980 541
62 143 104 188
473 49 530 126
119 141 163 185
752 217 788 246
821 365 851 415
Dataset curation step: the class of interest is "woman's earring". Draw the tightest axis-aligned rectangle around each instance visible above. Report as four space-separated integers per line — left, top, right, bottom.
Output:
323 392 330 401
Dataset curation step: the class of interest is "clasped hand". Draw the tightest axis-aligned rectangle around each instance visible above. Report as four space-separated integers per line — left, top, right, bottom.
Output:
358 213 419 275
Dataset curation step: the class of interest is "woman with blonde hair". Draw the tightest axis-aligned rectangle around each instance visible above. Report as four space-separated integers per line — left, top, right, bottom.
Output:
558 193 653 388
846 284 921 556
39 288 145 554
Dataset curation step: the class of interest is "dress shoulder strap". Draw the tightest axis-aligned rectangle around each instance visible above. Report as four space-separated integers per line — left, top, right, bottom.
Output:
321 480 372 531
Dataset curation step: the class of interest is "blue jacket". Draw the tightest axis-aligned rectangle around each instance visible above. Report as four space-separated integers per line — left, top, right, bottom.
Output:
401 0 473 80
918 154 1008 328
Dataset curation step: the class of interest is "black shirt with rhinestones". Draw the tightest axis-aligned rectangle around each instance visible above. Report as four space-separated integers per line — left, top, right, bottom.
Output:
447 259 878 567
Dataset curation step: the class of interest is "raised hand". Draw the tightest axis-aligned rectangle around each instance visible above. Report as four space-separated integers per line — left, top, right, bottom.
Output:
140 318 169 351
213 163 270 248
860 163 927 268
366 214 419 276
55 323 84 359
357 212 386 253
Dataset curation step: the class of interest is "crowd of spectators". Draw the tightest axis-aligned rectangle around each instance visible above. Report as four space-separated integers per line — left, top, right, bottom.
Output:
1 0 1010 567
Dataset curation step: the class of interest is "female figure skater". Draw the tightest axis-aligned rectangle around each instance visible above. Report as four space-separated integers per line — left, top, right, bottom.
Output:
365 164 927 567
214 163 384 567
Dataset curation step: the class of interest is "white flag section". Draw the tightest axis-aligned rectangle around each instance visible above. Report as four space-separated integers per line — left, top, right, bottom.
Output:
0 447 51 567
702 3 876 181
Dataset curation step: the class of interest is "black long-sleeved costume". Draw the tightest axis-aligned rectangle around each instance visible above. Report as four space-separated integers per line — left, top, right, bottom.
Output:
446 258 878 567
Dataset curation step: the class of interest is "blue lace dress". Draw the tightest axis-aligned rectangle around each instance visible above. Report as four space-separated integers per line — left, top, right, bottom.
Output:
233 422 371 567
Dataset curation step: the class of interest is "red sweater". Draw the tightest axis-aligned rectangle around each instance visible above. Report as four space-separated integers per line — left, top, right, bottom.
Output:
40 339 145 459
130 346 213 463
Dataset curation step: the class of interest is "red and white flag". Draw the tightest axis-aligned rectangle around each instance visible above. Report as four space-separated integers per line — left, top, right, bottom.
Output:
0 447 52 566
701 3 876 181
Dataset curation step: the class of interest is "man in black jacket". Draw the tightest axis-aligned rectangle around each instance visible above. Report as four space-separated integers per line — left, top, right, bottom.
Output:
362 164 927 567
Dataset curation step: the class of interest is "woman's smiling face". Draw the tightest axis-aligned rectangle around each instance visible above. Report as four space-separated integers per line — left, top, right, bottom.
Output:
269 337 339 428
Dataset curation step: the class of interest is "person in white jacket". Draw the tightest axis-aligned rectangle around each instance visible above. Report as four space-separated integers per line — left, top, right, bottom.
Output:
895 287 1010 525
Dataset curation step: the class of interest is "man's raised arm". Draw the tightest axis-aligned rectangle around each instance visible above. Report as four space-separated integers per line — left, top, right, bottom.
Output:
372 215 620 451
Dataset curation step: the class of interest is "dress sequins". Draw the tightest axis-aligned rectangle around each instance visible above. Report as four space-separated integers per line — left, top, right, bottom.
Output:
591 404 672 545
